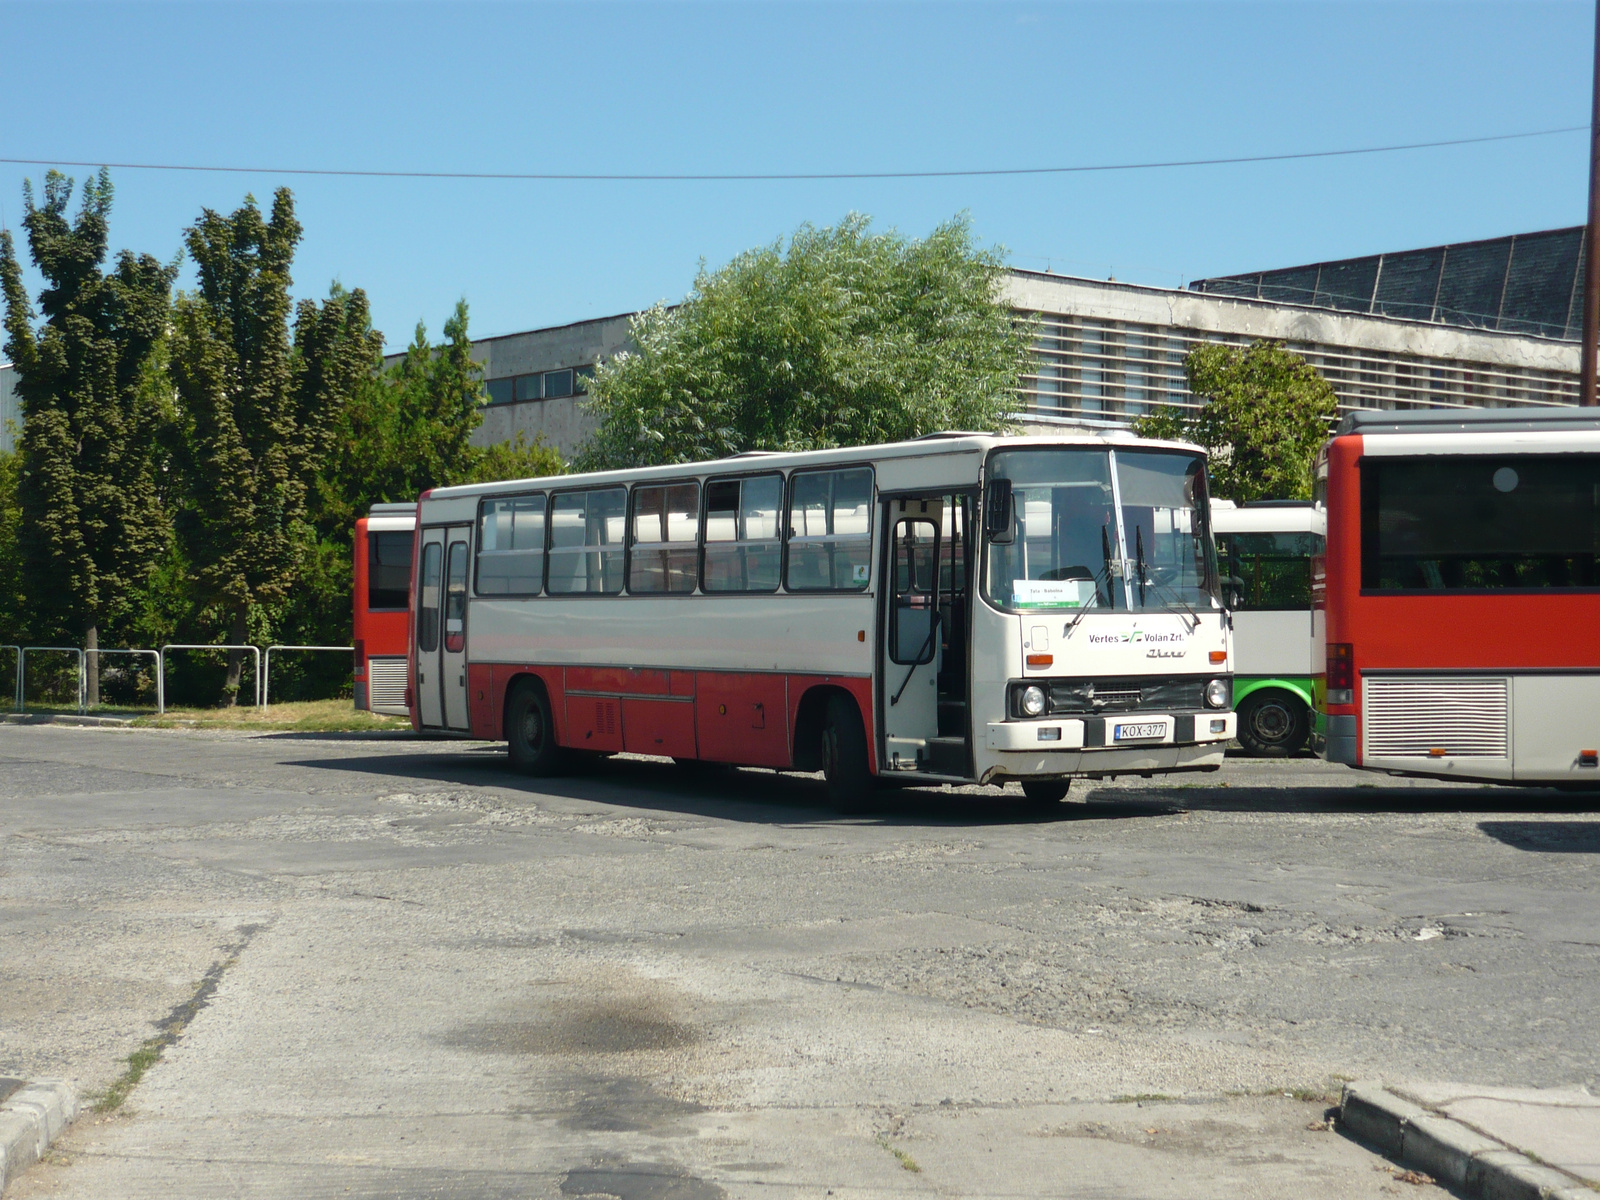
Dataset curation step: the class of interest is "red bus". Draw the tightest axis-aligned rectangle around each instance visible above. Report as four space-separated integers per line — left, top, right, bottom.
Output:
408 434 1237 807
1314 407 1600 786
353 502 417 715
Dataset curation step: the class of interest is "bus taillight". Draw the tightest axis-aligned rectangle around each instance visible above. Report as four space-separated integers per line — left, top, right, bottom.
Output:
1327 643 1354 706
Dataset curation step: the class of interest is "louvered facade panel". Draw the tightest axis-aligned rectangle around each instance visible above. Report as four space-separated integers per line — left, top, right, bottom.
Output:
1363 676 1510 758
368 657 409 715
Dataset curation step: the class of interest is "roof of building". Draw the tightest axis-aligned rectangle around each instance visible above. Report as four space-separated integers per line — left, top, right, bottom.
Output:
1190 228 1585 342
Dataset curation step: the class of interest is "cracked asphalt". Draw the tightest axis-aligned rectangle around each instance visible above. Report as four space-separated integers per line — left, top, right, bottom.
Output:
2 723 1597 1198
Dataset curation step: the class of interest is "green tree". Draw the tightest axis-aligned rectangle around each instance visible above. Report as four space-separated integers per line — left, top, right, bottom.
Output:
170 188 308 702
314 300 565 539
1136 340 1337 501
0 447 21 640
0 169 177 702
577 213 1030 469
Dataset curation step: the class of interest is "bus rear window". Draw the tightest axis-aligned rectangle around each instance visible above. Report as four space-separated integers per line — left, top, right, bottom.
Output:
368 531 414 611
1361 455 1600 591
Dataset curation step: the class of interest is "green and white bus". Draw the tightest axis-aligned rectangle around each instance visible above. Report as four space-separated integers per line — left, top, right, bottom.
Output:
1212 500 1323 756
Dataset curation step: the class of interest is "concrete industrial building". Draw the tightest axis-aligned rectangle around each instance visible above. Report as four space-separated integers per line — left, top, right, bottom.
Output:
0 228 1583 458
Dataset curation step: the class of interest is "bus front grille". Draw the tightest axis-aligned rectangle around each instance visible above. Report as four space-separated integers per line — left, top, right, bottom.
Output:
368 657 409 715
1363 676 1509 758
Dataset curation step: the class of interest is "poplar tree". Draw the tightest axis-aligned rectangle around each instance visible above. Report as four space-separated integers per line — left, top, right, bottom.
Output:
0 169 176 703
170 189 305 703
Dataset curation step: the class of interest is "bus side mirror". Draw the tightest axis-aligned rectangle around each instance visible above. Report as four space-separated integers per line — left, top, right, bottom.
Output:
984 479 1014 544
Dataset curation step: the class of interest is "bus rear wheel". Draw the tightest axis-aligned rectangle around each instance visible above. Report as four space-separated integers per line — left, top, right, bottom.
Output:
506 680 566 776
1237 690 1309 757
821 695 873 813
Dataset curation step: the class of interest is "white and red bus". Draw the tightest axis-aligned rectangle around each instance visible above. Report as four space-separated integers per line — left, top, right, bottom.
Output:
353 502 416 715
1314 407 1600 786
408 434 1237 806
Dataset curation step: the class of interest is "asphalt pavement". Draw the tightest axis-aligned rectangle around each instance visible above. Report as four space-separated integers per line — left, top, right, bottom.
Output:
2 724 1597 1198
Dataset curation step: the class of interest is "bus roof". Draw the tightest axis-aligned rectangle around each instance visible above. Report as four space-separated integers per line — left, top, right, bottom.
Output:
1336 407 1600 437
423 431 1206 502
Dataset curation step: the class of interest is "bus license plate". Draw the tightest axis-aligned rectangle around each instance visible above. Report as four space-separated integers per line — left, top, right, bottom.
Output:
1114 721 1167 741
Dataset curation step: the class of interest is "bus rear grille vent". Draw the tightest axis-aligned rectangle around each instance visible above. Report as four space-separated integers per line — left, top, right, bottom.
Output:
368 657 409 714
595 700 618 736
1364 676 1509 758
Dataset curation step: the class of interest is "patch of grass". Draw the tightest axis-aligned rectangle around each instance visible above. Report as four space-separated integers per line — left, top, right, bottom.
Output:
1111 1093 1175 1105
1288 1087 1338 1104
89 948 245 1113
132 699 410 733
89 1036 165 1113
876 1138 922 1173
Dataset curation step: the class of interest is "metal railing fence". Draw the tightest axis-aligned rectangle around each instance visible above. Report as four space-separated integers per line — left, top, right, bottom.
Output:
262 645 353 708
85 648 165 713
3 646 20 713
20 647 86 713
160 644 263 711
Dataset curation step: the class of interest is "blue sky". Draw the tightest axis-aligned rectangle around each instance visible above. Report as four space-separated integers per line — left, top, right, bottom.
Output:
1 1 1591 352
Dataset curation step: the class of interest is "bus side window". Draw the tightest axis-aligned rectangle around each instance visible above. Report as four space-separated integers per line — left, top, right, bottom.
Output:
445 540 468 651
418 541 443 652
476 494 546 595
1222 532 1317 610
703 474 782 593
629 482 700 594
785 467 873 592
548 488 627 595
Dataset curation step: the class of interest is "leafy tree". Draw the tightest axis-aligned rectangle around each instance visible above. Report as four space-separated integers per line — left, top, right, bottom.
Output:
0 169 177 702
1136 340 1337 501
577 213 1030 469
170 189 307 703
315 300 565 540
468 430 564 484
0 447 21 639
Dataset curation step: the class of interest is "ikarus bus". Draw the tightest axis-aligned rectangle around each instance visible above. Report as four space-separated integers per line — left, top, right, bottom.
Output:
408 432 1236 808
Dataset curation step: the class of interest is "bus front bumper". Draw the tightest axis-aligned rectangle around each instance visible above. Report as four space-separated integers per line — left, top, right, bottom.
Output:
985 712 1235 753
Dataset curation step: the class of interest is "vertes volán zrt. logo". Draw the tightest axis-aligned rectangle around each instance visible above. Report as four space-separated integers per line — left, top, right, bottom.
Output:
1083 623 1189 658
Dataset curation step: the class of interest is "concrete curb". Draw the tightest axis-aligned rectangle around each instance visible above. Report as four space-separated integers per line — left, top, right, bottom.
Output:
1340 1081 1594 1200
0 1081 77 1194
0 713 135 727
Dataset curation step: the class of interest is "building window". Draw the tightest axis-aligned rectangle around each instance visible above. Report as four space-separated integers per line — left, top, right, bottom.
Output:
487 378 514 405
543 369 575 399
514 374 542 402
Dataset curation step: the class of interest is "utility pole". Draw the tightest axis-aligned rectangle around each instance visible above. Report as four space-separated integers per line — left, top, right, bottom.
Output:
1582 0 1600 405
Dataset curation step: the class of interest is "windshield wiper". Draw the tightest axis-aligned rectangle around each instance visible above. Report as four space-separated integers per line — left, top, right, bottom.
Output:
1131 524 1203 632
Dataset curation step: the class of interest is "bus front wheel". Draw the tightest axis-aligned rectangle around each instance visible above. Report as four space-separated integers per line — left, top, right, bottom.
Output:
506 680 566 776
1237 690 1309 757
1021 779 1072 804
821 695 873 812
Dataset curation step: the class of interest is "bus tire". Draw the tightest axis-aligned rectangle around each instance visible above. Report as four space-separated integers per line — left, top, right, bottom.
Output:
1021 779 1071 804
506 679 566 776
1237 690 1309 757
821 695 873 812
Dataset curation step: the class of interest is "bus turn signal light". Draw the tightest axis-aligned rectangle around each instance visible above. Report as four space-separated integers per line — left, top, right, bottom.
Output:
1209 650 1226 664
1026 653 1053 668
1580 750 1598 769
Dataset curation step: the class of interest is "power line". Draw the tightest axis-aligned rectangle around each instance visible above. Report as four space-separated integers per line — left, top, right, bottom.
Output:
0 125 1585 183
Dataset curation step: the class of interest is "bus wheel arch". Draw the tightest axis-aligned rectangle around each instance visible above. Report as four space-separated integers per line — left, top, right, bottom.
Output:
1236 686 1311 757
504 673 567 776
793 686 873 810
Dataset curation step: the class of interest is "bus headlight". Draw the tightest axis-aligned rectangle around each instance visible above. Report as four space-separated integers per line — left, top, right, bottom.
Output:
1204 678 1230 709
1020 685 1047 717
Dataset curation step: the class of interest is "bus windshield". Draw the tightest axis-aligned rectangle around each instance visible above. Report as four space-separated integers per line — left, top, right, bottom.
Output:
983 447 1218 612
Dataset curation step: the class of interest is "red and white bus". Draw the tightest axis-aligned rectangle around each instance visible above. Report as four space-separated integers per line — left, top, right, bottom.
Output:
408 434 1237 806
1314 407 1600 786
354 502 417 716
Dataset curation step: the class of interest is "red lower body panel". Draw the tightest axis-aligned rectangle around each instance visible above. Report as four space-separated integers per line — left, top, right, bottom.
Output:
472 664 874 773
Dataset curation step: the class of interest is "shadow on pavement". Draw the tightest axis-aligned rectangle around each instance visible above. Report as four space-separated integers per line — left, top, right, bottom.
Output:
284 749 1183 827
284 744 1600 828
1478 820 1600 853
